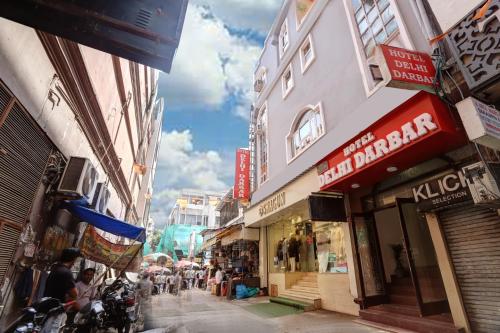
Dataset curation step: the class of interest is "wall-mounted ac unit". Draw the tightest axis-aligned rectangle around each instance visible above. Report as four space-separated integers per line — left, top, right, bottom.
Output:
254 79 264 92
463 161 500 205
58 157 98 204
91 183 111 214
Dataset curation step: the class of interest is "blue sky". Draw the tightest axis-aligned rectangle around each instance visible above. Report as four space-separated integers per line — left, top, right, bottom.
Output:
151 0 282 226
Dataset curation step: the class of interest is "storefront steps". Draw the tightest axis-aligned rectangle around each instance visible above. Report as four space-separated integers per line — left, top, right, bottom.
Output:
275 273 321 310
358 305 463 333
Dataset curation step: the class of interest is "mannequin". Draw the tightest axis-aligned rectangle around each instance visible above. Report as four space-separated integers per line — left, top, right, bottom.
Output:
288 233 299 272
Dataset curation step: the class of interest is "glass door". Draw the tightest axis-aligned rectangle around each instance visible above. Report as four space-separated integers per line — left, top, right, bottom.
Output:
352 214 388 307
396 198 449 315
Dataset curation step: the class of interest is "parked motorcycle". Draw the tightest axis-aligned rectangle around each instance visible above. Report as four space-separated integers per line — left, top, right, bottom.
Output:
4 298 74 333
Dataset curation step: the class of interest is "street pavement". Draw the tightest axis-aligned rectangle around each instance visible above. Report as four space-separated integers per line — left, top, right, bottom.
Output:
141 288 389 333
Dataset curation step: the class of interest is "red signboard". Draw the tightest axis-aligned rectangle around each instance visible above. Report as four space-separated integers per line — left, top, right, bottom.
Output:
317 92 466 192
378 45 436 92
233 148 250 201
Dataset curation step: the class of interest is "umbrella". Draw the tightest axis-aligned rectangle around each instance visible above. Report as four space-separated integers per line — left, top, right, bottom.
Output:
143 252 173 263
175 260 200 269
146 265 164 273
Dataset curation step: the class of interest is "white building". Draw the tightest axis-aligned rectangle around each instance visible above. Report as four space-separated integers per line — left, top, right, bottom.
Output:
167 189 225 228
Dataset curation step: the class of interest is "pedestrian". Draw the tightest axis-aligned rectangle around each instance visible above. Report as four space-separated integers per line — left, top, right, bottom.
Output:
175 270 183 296
159 272 167 293
75 268 97 309
215 267 223 296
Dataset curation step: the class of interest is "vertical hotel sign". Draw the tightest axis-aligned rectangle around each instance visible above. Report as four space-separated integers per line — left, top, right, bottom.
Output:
233 148 250 201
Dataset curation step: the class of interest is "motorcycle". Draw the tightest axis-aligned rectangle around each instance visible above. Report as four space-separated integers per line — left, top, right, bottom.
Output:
4 298 74 333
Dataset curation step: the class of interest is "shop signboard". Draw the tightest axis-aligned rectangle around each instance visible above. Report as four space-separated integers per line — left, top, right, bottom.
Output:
233 148 250 201
80 226 142 272
412 171 472 211
259 191 286 217
317 93 466 191
457 97 500 150
376 45 436 93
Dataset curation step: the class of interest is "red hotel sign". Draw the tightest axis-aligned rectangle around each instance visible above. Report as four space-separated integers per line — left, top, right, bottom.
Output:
378 45 436 92
317 92 466 191
233 148 250 201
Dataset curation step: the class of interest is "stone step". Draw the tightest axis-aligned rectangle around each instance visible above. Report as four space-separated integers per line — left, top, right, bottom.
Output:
359 308 463 333
290 286 320 293
280 290 321 300
269 297 315 311
373 304 420 317
278 292 321 309
300 276 318 281
295 281 318 288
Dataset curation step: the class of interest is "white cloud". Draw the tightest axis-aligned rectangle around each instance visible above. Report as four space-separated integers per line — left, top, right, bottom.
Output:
191 0 282 34
159 3 268 119
151 130 233 226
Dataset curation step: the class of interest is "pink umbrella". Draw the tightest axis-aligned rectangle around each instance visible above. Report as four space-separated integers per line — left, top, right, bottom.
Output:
175 260 200 269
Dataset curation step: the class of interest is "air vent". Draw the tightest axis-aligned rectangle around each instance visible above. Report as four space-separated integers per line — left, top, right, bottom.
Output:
135 8 153 29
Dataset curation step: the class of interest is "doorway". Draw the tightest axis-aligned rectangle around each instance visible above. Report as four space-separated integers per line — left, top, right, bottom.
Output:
353 198 448 316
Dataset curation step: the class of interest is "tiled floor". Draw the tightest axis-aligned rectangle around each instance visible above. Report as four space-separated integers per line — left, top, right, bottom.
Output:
141 289 389 333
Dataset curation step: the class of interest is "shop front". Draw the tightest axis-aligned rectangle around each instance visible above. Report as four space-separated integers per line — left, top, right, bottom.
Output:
245 169 359 315
316 92 473 332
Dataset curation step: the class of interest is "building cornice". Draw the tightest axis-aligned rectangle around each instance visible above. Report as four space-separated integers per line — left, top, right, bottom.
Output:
37 31 133 205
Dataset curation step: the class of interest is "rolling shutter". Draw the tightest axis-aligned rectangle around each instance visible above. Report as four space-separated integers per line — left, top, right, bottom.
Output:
439 205 500 333
0 80 53 284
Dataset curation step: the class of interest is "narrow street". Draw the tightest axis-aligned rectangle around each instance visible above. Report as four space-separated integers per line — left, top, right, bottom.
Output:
141 289 388 333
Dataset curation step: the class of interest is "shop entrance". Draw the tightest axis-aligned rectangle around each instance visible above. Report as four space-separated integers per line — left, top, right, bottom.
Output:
353 198 448 316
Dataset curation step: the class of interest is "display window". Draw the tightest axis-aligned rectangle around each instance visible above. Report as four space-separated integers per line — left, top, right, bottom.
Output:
267 220 348 273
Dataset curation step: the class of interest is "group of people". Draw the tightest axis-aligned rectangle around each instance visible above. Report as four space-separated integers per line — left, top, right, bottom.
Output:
142 267 209 297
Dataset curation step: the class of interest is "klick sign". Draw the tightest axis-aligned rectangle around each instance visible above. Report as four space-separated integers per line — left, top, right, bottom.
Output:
377 45 436 92
412 171 471 211
233 148 250 201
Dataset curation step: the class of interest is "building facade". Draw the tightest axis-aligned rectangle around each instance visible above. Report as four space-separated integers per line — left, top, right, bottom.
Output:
0 16 166 320
167 189 224 229
245 1 500 332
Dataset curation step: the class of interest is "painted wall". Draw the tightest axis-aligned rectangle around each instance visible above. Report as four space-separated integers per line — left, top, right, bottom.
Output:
427 0 483 32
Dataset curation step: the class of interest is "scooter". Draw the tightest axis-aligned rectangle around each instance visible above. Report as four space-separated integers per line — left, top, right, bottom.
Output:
4 298 74 333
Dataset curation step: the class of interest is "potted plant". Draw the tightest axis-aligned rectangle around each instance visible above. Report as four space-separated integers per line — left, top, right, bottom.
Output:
390 244 407 278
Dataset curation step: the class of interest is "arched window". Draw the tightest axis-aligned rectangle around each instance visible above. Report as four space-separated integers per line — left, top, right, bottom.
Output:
257 106 269 184
289 105 324 159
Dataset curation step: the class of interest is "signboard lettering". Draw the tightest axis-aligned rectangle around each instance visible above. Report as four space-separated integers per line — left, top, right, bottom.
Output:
378 45 436 92
412 171 471 211
233 148 250 201
259 192 286 217
319 113 437 188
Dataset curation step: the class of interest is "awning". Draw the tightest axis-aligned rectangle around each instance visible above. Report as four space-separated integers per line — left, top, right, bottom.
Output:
200 237 217 251
220 225 259 246
65 203 146 243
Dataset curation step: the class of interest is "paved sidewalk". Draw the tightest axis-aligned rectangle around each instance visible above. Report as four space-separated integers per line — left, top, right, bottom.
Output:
141 289 388 333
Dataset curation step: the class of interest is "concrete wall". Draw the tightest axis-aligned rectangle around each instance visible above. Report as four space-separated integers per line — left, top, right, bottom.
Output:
427 0 483 32
0 18 161 221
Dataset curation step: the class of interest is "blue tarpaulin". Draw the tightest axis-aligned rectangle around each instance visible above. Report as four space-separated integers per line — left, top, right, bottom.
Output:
65 203 146 243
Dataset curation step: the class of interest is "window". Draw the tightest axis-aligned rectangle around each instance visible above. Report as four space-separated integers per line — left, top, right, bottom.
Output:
351 0 398 57
296 0 317 27
300 34 315 73
257 106 269 185
279 19 289 58
254 67 267 94
282 64 294 98
288 105 324 160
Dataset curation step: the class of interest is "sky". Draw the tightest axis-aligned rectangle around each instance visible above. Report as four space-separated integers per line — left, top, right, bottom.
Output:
150 0 283 227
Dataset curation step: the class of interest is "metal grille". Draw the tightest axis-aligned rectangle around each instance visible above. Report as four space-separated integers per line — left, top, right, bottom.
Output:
135 8 153 29
0 223 21 285
440 205 500 333
0 82 52 225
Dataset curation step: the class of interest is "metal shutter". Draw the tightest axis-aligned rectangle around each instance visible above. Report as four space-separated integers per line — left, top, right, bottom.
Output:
0 222 21 285
440 205 500 333
0 81 53 284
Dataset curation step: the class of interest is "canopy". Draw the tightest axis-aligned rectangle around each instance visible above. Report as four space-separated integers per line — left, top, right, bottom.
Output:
143 253 173 264
175 260 200 268
65 202 146 243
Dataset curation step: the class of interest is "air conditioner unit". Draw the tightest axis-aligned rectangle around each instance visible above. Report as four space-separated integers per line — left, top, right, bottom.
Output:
462 161 500 205
91 183 111 214
58 157 98 204
254 79 264 92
